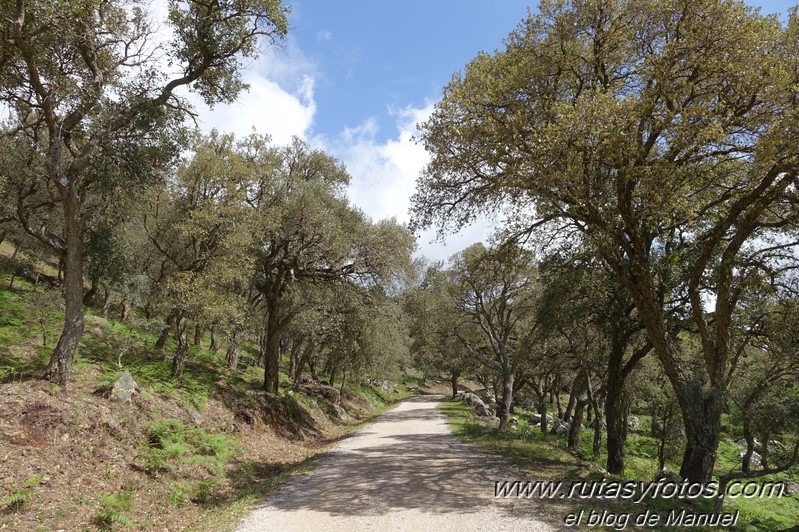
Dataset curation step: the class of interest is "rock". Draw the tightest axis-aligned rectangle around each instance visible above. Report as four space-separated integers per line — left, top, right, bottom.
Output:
186 406 204 426
110 371 138 403
98 406 122 433
784 481 799 495
652 468 681 483
380 380 393 392
318 384 341 405
589 418 607 430
770 439 787 451
462 392 480 406
627 416 640 431
509 416 519 425
463 392 493 417
552 419 570 435
739 450 762 469
581 461 608 475
735 438 762 451
238 355 260 368
475 402 493 417
518 398 535 409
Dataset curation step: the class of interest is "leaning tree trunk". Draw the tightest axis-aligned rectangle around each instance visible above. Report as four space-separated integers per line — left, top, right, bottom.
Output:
568 399 588 452
44 198 85 387
292 341 314 391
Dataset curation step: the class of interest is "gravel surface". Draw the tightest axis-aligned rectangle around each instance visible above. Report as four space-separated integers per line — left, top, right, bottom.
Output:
236 395 558 531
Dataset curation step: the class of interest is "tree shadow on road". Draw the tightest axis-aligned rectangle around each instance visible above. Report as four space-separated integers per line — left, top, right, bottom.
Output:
258 396 563 524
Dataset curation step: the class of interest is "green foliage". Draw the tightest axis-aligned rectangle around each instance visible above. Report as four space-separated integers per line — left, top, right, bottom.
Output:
144 419 240 476
168 482 192 507
0 476 42 512
95 491 134 529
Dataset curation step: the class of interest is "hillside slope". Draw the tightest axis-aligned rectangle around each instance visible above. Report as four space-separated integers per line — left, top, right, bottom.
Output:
0 260 416 531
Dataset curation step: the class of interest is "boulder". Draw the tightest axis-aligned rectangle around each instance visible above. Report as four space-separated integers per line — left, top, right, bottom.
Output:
552 419 570 435
98 406 122 433
589 418 607 430
186 405 204 426
770 439 787 451
627 416 640 431
652 468 681 483
110 371 138 403
318 384 341 404
784 481 799 495
475 402 493 417
462 392 481 406
581 461 608 475
739 450 762 469
530 413 554 426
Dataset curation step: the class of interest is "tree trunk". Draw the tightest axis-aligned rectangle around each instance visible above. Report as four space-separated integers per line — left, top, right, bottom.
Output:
563 374 580 421
171 316 189 377
678 394 723 483
742 418 755 472
43 200 85 387
592 406 603 458
606 380 628 474
101 286 113 318
193 324 202 346
209 328 219 354
226 332 240 370
83 277 98 305
262 309 282 394
605 334 629 475
538 398 548 434
450 368 460 398
155 312 175 351
568 399 587 452
120 298 132 322
553 376 564 419
292 340 314 391
329 364 337 388
497 370 515 432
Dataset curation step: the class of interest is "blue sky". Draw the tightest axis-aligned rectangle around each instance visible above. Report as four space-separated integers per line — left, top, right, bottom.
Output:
190 0 797 262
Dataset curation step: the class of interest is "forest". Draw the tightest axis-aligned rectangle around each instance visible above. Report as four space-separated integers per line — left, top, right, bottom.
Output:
1 0 798 530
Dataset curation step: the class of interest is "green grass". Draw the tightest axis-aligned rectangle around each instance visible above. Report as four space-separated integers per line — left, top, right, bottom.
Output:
441 397 799 531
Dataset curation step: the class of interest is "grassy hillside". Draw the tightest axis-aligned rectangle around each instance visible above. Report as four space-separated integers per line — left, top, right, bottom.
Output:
0 258 417 531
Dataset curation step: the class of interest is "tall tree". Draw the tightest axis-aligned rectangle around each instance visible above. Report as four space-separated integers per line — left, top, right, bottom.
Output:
251 139 415 393
0 0 289 386
412 0 799 482
449 242 539 431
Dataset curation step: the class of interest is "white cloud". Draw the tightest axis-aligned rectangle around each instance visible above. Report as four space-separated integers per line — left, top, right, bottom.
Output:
316 30 332 42
191 71 316 145
317 102 495 262
190 36 318 144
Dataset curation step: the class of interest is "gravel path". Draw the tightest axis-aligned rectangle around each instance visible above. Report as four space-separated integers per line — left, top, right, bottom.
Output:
236 395 557 531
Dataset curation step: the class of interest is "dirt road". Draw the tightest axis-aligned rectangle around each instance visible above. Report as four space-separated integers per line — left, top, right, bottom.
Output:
236 395 557 531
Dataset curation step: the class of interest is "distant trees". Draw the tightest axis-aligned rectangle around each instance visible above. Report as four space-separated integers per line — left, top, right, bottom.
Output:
412 0 799 483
